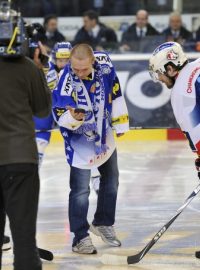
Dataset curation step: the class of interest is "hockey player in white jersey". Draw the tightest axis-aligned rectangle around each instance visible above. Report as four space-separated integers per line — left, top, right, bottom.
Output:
149 41 200 258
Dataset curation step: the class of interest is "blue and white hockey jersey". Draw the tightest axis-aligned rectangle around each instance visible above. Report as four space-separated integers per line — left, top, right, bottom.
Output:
44 61 59 91
52 51 129 169
171 58 200 155
34 61 58 141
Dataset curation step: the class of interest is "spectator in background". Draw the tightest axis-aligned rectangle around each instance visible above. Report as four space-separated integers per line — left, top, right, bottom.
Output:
73 10 118 51
120 9 160 52
35 14 65 51
194 26 200 51
162 12 193 46
195 27 200 41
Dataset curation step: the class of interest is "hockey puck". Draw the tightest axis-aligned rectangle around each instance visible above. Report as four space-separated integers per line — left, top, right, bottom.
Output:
38 248 54 261
195 251 200 259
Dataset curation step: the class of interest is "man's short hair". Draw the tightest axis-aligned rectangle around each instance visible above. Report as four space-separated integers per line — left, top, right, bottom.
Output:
83 10 99 22
44 14 58 26
136 9 149 19
169 11 182 20
70 44 95 61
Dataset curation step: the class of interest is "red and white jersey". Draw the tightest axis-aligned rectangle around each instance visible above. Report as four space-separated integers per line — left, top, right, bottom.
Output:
171 58 200 155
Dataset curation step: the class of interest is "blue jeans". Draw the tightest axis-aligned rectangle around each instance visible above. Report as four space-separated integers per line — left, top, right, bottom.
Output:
69 149 119 246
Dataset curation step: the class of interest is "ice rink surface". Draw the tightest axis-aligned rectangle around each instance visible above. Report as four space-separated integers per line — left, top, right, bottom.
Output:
2 139 200 269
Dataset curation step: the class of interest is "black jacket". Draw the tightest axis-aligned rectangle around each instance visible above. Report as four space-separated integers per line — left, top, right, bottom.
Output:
196 27 200 41
121 23 160 43
73 23 118 50
0 56 51 165
35 30 66 49
121 23 160 52
162 26 193 42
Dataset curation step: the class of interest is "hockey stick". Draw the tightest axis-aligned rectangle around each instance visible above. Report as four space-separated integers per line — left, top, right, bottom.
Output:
100 183 200 265
38 248 54 261
35 127 179 133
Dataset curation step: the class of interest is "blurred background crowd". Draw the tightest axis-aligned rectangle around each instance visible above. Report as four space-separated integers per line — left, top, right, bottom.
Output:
16 0 200 53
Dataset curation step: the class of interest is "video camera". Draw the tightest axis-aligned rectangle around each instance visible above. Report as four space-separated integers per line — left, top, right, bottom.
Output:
25 22 48 63
0 0 48 64
0 0 25 56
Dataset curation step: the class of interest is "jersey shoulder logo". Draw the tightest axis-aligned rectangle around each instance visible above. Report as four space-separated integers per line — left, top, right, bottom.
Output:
94 52 113 68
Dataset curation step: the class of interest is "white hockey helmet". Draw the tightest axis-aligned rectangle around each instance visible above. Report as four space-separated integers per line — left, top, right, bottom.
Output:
51 42 72 63
149 42 188 82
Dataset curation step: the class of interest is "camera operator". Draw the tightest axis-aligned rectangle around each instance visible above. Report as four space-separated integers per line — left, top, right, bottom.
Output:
0 3 51 270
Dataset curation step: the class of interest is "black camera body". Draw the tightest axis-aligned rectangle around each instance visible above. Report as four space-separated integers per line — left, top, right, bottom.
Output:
25 23 47 61
0 1 48 64
0 1 25 57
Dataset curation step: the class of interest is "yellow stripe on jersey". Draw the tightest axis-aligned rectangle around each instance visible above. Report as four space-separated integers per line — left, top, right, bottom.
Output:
43 67 49 75
48 80 57 91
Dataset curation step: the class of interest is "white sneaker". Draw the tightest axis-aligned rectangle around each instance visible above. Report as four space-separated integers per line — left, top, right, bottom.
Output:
91 176 100 195
90 224 121 247
72 236 97 254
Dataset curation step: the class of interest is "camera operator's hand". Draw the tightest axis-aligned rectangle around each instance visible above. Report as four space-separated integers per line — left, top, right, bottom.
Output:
33 42 48 69
38 41 48 56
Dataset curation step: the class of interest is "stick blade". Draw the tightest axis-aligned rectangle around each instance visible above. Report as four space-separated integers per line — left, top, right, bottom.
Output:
127 253 142 264
100 254 128 265
195 251 200 259
38 248 54 261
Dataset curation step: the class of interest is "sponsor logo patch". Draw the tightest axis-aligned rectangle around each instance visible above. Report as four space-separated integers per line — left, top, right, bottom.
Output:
166 49 178 60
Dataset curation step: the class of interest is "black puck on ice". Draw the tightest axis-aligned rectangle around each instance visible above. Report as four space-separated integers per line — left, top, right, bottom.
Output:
195 251 200 259
38 248 54 261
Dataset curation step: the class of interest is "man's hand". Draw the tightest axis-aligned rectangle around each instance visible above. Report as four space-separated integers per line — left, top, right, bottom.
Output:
195 157 200 179
33 41 48 69
195 157 200 171
67 106 85 121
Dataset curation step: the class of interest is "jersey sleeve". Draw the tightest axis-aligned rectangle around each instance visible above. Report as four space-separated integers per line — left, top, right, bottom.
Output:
94 51 129 134
53 107 84 130
178 77 200 156
52 66 83 131
111 69 129 134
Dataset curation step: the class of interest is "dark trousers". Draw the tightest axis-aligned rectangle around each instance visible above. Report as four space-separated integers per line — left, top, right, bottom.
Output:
0 163 42 270
69 149 119 245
